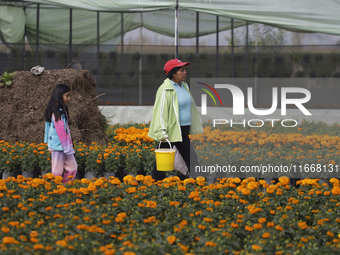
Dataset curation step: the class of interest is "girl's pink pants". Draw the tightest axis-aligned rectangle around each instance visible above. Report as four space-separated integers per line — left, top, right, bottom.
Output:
51 151 77 184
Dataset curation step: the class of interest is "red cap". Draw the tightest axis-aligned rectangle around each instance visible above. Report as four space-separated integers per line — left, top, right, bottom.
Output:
164 59 190 75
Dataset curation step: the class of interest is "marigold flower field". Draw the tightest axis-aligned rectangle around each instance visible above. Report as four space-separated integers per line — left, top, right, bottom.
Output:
1 121 340 254
1 175 340 254
2 121 340 178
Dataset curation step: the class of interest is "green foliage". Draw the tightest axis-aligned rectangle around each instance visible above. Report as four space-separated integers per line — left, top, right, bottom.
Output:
20 143 39 173
0 71 15 87
85 145 105 175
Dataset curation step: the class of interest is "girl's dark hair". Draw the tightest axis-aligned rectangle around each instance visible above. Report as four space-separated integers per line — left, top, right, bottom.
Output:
45 84 70 123
166 66 181 79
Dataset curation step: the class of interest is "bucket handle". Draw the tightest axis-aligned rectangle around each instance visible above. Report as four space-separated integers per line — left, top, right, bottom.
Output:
158 139 173 153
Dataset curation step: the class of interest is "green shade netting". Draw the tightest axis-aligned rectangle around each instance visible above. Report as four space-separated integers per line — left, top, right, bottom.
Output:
1 0 340 45
24 7 243 47
0 6 25 44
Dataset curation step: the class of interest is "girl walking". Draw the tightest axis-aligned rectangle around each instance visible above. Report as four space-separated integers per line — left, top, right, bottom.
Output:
44 84 77 184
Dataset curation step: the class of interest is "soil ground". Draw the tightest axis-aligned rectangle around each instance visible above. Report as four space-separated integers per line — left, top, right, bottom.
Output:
0 69 109 144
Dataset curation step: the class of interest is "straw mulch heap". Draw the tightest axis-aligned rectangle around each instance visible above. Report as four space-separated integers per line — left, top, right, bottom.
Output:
0 69 109 145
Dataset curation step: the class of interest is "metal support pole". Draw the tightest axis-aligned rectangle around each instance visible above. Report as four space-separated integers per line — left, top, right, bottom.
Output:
175 1 179 59
196 12 199 77
246 21 248 78
22 5 27 70
231 18 234 78
35 3 40 65
139 13 143 105
216 16 219 77
69 9 72 64
255 23 259 106
97 12 100 86
121 13 124 72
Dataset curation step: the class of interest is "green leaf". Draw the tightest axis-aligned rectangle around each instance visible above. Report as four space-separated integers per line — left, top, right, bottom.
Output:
5 80 12 86
37 207 46 213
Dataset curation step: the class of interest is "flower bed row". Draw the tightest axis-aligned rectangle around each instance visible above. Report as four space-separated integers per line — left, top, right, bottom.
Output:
1 175 340 254
1 121 340 178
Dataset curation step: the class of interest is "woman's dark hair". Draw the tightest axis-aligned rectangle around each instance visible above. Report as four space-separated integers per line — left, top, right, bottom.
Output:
166 66 181 79
45 84 70 122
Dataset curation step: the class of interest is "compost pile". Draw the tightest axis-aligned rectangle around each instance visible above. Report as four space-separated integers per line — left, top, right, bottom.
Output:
0 69 108 144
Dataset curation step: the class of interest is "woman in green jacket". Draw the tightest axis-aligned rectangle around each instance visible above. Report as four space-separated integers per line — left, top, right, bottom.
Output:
148 59 203 181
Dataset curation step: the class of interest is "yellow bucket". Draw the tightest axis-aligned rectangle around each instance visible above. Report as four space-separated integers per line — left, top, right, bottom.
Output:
155 140 176 171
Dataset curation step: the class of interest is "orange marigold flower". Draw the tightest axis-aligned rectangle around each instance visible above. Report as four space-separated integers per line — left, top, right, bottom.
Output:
167 235 176 245
56 240 67 247
30 231 38 238
3 236 20 244
33 244 44 250
263 232 271 238
252 244 261 251
178 186 186 191
198 225 206 230
275 225 284 231
258 218 266 224
328 231 334 237
253 223 262 230
1 226 9 233
205 241 217 247
298 222 307 229
231 223 239 228
245 226 253 231
300 237 308 242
